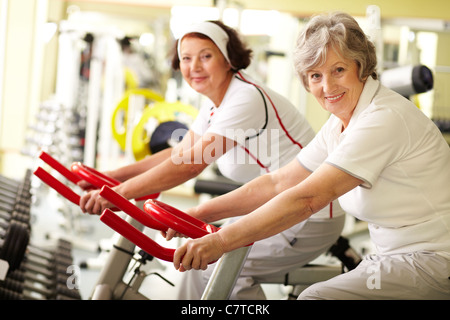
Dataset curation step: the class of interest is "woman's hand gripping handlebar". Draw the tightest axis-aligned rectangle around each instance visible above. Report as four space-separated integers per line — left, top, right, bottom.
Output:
98 185 220 263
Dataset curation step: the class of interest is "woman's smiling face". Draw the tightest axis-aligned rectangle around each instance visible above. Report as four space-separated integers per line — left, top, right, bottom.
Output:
179 36 232 106
307 47 365 128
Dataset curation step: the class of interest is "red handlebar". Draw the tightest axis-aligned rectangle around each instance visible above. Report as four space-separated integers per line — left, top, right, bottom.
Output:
71 162 121 188
71 161 158 202
34 151 159 205
38 151 82 185
99 185 167 232
100 208 175 262
33 166 80 206
144 200 219 238
34 152 230 263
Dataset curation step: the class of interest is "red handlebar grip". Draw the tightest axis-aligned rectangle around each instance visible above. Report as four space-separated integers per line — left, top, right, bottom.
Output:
33 167 80 206
71 162 120 188
99 185 167 232
71 163 159 201
144 200 210 239
38 151 82 185
100 209 175 262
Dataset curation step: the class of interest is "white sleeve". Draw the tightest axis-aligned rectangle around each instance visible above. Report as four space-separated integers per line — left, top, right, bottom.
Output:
207 88 267 144
297 119 332 172
190 103 211 136
326 106 410 188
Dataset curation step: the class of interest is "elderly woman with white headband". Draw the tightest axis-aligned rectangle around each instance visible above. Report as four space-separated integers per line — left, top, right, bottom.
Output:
79 20 346 299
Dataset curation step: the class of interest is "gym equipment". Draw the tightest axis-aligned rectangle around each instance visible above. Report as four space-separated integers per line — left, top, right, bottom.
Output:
0 239 81 300
98 185 224 263
0 171 81 300
0 220 30 271
130 101 198 161
33 151 159 205
111 88 164 151
0 171 33 271
148 121 188 154
194 178 242 196
89 185 252 300
381 64 434 97
111 88 198 161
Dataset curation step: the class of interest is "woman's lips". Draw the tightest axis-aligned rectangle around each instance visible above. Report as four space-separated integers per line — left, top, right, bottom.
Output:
191 76 207 83
325 92 345 102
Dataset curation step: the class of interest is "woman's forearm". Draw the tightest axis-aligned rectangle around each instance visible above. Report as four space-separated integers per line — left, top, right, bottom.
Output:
191 159 311 223
217 162 364 252
108 148 173 182
111 132 231 200
191 173 278 223
114 157 206 200
217 185 314 252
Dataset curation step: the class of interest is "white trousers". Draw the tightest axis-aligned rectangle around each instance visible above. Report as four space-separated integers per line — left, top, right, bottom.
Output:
176 214 346 300
298 251 450 300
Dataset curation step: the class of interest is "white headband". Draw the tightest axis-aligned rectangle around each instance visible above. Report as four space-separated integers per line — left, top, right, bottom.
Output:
177 21 233 68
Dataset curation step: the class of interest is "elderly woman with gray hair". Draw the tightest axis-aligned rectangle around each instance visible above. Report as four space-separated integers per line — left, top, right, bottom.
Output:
174 12 450 299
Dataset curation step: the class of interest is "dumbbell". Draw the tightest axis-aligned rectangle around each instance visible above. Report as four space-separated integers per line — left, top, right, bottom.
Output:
0 185 31 208
0 272 81 300
0 219 30 271
0 214 72 274
0 183 32 227
0 184 32 225
26 243 73 266
20 246 74 276
0 173 32 199
0 208 30 227
0 178 32 205
26 239 75 273
0 241 81 300
0 174 22 190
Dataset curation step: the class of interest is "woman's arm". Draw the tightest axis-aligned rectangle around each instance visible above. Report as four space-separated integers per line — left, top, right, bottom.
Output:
107 147 174 182
163 159 310 240
188 159 312 223
173 163 363 271
79 130 236 214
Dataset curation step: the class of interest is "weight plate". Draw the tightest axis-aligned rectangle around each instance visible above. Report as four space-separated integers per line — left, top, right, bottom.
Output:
0 220 29 270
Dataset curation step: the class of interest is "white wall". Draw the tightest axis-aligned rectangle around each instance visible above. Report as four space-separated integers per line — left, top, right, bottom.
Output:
0 0 50 179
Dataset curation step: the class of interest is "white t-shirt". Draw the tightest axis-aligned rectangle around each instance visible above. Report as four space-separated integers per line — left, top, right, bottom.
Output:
298 77 450 255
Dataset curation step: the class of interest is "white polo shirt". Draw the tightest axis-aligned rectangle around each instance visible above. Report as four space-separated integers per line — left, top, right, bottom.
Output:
298 77 450 255
191 71 315 183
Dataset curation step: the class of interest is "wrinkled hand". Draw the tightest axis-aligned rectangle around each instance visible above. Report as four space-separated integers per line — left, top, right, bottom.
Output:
79 189 112 215
173 232 226 272
160 228 186 241
77 180 95 191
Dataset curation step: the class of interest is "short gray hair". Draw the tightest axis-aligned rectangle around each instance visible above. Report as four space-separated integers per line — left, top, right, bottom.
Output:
293 11 378 91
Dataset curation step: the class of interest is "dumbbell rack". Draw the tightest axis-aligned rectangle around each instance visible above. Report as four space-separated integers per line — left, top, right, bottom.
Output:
0 170 82 300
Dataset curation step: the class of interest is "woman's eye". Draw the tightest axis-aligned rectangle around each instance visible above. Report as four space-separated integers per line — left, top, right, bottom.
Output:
336 67 345 73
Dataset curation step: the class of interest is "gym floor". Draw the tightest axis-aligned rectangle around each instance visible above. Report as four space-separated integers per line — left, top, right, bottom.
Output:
29 177 373 300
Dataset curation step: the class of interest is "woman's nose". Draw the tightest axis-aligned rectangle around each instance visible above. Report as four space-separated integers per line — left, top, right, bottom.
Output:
322 75 336 93
190 57 201 71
